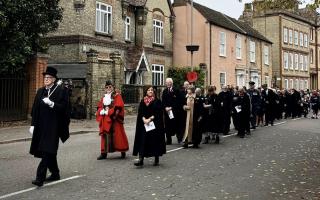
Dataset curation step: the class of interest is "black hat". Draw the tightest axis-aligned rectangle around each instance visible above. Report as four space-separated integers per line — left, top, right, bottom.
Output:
42 67 58 78
105 80 114 86
249 81 255 85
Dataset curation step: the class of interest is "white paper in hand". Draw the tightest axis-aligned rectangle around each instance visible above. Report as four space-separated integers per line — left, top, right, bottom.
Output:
168 110 174 119
144 121 156 132
235 106 242 113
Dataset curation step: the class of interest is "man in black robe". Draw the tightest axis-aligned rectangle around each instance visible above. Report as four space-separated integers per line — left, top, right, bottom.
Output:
217 86 233 135
29 67 70 187
261 84 276 126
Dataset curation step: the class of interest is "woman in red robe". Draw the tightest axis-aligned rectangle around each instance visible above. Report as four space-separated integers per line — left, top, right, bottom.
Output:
96 80 129 160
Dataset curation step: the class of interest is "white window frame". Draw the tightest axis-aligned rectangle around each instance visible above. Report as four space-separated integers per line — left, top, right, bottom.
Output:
310 49 314 64
304 55 308 71
153 19 164 45
96 2 112 34
289 53 293 69
265 76 270 86
289 29 293 44
295 79 299 90
300 32 303 47
304 34 308 48
295 54 299 70
290 79 293 89
151 64 164 86
300 80 304 90
283 27 288 43
250 41 256 63
284 52 288 69
219 32 226 57
300 54 303 70
310 28 314 41
125 16 131 41
305 80 308 89
294 31 298 45
264 45 269 65
220 72 226 86
284 79 289 89
236 35 241 59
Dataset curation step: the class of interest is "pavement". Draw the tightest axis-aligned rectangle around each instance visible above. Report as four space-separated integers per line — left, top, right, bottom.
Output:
0 115 138 144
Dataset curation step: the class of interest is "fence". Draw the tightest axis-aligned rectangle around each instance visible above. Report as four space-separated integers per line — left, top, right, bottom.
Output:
121 84 165 104
0 76 29 121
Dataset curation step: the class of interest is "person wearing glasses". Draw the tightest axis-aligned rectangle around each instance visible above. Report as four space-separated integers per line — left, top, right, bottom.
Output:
29 67 70 187
96 80 129 160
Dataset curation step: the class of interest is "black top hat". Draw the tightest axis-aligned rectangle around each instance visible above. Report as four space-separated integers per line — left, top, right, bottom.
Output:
249 81 255 85
42 67 58 78
105 80 114 86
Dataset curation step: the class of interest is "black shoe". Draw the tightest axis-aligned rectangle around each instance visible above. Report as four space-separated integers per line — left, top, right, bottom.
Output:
45 174 60 182
250 126 256 129
192 144 199 148
264 124 268 126
239 135 245 138
97 153 107 160
134 159 144 167
182 143 188 149
214 135 220 144
271 122 274 126
32 179 44 187
246 131 251 135
121 152 126 159
203 136 209 144
153 157 159 166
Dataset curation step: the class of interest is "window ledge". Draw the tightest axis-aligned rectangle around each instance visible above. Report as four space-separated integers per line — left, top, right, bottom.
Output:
153 43 164 48
125 40 132 43
95 31 113 38
219 55 227 58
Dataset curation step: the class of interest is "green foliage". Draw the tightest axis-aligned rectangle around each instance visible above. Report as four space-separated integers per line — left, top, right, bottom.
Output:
167 67 205 89
0 0 63 75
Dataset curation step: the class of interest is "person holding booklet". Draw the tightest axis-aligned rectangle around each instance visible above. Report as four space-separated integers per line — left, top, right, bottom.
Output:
133 86 166 167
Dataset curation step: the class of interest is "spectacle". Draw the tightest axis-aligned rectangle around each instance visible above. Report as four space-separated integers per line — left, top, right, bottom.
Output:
105 86 112 89
44 76 54 79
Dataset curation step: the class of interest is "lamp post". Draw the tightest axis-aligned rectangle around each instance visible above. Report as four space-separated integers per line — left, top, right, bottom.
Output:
186 0 199 72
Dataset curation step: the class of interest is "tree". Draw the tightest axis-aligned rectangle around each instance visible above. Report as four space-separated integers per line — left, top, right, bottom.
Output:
0 0 63 75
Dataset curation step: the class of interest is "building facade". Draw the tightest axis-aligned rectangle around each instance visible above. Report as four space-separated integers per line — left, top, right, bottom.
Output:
44 0 174 116
241 0 320 90
173 0 272 90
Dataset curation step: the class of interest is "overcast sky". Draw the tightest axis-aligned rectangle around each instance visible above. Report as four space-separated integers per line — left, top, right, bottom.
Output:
170 0 313 19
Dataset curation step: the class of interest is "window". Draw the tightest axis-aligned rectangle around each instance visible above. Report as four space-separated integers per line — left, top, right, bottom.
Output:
220 32 226 56
284 79 289 89
96 2 112 34
295 54 299 70
236 36 241 59
310 49 314 64
251 72 260 87
283 27 288 43
289 53 293 69
305 80 308 89
300 54 303 70
300 32 303 47
153 19 164 45
284 52 288 69
220 72 226 86
294 31 298 45
304 34 308 47
264 45 269 65
125 16 130 40
289 29 293 44
151 64 164 85
295 79 299 90
290 79 293 89
300 80 304 90
265 76 270 86
250 41 255 62
236 70 245 87
310 28 314 41
304 55 308 71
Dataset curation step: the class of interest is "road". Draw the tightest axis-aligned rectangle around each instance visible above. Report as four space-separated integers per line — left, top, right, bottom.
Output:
0 117 320 200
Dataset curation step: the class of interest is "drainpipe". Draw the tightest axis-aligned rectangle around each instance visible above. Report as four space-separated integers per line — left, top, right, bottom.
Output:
209 24 212 84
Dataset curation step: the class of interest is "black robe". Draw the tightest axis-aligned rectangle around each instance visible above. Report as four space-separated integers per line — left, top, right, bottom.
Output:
203 93 219 133
133 99 166 157
30 84 70 158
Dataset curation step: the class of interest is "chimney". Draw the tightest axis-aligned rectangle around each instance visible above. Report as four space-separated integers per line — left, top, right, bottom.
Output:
239 3 253 26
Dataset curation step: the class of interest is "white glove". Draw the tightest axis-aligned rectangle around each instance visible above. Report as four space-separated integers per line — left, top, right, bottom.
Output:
100 109 108 115
29 126 34 135
42 97 54 108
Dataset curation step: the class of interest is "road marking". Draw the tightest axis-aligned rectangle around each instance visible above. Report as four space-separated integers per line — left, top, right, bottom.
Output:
292 117 302 121
221 133 237 138
167 147 184 153
274 121 287 126
0 175 85 199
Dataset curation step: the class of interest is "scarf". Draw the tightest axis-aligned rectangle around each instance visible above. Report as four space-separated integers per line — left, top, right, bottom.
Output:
144 96 155 106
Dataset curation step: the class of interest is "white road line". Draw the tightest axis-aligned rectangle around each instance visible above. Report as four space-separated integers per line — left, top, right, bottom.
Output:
221 133 237 138
0 175 85 200
167 147 184 153
274 121 287 126
292 117 302 121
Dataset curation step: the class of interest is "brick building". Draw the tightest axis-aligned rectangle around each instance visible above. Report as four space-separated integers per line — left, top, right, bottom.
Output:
44 0 174 117
173 0 272 90
240 0 320 90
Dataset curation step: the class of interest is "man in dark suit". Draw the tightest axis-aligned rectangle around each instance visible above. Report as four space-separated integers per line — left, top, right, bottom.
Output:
29 67 70 187
261 84 276 126
162 78 183 144
247 81 262 129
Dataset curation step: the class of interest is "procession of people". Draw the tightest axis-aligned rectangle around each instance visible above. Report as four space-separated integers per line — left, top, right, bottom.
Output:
28 67 320 186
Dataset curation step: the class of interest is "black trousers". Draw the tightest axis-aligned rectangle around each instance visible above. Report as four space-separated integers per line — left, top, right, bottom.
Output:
36 152 60 181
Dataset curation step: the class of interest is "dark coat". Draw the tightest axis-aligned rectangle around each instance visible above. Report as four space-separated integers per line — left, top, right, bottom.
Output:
203 93 219 133
30 84 70 158
192 95 205 145
161 87 183 136
232 94 251 135
216 91 233 133
133 99 166 157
